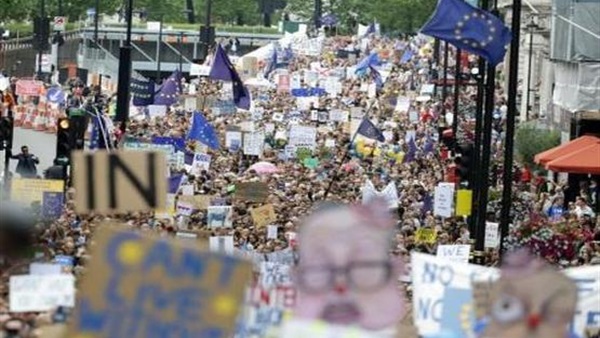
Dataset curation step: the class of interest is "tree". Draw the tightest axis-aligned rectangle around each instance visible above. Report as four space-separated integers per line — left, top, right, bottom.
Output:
515 122 560 168
195 0 262 26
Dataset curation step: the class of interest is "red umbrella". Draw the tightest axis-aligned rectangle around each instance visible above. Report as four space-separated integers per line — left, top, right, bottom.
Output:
534 135 600 165
545 141 600 175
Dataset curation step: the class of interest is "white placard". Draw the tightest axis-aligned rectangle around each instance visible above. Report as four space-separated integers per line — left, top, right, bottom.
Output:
264 123 275 133
189 64 211 76
362 180 399 209
147 105 167 118
411 253 499 336
436 245 471 264
484 222 500 248
225 131 242 151
191 153 211 175
184 97 197 111
325 139 336 148
260 262 292 288
267 225 278 239
395 96 411 112
176 201 194 216
243 132 265 157
329 109 348 122
209 236 234 255
433 183 454 218
207 206 233 228
9 275 75 312
180 184 194 196
29 263 63 275
289 125 317 150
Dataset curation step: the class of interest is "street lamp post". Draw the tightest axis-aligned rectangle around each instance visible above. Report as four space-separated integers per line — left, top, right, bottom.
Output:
156 16 163 82
179 31 184 72
115 0 134 133
525 15 539 121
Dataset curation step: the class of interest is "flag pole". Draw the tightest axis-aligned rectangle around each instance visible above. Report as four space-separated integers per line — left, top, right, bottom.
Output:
499 0 522 263
473 0 499 266
323 101 376 200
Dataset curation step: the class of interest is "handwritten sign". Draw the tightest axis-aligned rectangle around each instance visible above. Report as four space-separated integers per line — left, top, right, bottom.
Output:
68 226 252 338
226 131 242 152
243 132 265 157
71 151 167 214
415 228 437 244
235 182 269 203
10 275 75 312
250 204 277 228
484 222 500 248
434 183 454 218
260 262 292 288
436 245 471 264
191 153 211 175
207 206 233 228
289 125 317 150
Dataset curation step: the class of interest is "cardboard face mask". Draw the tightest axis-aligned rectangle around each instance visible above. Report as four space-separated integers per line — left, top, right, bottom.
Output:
293 199 405 330
483 251 577 338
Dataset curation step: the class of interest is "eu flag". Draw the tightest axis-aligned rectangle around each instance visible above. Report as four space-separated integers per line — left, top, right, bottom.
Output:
188 111 220 150
89 113 110 150
355 52 380 75
154 71 182 106
152 136 186 153
131 77 155 106
42 192 64 219
209 44 251 110
356 118 385 142
420 0 512 66
168 173 184 194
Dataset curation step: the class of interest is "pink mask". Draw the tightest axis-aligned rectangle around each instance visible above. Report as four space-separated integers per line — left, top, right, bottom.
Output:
293 198 405 330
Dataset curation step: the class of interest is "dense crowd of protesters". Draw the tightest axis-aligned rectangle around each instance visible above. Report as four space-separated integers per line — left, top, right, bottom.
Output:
0 32 598 337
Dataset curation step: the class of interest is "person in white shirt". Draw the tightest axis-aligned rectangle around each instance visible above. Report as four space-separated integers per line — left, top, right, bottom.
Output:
574 196 596 219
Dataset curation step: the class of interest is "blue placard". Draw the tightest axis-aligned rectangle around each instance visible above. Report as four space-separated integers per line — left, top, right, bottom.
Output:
42 192 64 219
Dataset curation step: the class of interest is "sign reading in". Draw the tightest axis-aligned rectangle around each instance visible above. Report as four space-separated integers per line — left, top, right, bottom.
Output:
68 226 252 338
71 151 167 214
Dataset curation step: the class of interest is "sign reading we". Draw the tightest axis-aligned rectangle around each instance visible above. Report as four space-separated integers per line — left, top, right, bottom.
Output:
71 151 167 214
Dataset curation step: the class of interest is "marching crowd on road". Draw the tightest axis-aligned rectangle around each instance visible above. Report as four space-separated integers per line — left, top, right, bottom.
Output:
0 30 599 337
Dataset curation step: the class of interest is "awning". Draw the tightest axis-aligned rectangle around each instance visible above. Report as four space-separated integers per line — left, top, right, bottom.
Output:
545 141 600 175
534 135 600 165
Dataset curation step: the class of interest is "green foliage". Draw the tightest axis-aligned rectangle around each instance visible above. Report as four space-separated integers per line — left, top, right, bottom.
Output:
285 0 437 33
515 122 561 168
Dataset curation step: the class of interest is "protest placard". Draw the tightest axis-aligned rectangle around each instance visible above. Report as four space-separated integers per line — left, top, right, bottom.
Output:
178 194 214 210
267 225 278 239
243 132 265 157
225 131 243 152
11 179 64 204
329 109 348 122
260 262 292 288
176 200 195 216
207 206 233 228
434 183 454 218
415 228 437 244
29 263 63 275
190 153 211 175
484 222 500 248
251 204 277 228
436 245 471 264
289 125 317 150
235 182 269 203
10 275 75 312
68 226 251 338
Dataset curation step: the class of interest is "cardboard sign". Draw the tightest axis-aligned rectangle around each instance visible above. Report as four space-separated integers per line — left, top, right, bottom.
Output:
207 206 233 228
250 204 277 228
10 275 75 312
178 195 214 210
235 182 269 203
71 151 167 214
11 179 64 204
68 226 251 338
415 228 437 244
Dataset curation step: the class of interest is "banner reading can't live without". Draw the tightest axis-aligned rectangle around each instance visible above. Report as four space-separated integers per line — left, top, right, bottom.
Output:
68 226 252 338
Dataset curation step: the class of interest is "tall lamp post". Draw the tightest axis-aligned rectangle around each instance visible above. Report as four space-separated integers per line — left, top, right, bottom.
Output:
115 0 134 133
525 15 539 121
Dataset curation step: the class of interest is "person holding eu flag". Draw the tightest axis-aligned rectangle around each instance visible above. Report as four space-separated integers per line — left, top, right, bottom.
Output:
420 0 512 66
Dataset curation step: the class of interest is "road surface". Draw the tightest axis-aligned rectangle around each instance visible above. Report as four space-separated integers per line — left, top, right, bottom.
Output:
1 128 57 177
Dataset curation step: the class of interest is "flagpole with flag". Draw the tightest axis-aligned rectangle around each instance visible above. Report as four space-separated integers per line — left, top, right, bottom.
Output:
323 100 380 200
208 44 251 110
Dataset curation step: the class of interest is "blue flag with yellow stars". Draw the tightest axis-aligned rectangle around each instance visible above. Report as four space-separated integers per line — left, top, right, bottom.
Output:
420 0 512 66
188 111 220 150
154 71 182 106
356 118 385 142
209 44 251 110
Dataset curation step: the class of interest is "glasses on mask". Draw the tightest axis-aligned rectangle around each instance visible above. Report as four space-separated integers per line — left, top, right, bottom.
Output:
296 260 392 294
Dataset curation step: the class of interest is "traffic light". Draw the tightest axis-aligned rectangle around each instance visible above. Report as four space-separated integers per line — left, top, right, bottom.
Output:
0 116 13 151
56 117 71 160
455 143 474 186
